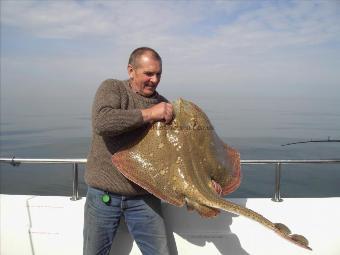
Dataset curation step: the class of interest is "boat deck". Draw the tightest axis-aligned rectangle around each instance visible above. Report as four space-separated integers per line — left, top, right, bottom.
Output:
1 194 339 255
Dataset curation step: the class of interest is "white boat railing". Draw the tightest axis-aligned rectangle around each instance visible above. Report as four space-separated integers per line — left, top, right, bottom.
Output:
1 157 340 202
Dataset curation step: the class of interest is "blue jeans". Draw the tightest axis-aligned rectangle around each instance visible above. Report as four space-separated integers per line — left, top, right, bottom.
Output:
83 186 170 255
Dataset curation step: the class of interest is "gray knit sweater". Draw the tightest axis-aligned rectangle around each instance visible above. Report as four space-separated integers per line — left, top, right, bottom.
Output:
85 79 168 195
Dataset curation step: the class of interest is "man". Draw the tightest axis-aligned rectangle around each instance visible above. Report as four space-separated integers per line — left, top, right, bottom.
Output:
84 47 173 255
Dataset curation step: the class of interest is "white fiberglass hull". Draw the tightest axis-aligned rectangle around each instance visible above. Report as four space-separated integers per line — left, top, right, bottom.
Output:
1 194 339 255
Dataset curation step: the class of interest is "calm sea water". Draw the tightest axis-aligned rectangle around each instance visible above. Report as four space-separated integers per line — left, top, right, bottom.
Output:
1 96 340 198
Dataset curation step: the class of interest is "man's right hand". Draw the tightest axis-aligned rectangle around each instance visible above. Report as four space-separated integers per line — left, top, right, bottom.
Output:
141 102 173 124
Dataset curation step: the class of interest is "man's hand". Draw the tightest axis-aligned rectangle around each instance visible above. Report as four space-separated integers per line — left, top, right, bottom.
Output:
141 102 173 124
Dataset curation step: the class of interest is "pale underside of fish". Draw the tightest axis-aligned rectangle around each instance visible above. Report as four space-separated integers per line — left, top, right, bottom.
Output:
112 98 311 251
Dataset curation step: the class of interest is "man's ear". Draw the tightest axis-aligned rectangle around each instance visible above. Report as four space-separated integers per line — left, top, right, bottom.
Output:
127 64 134 79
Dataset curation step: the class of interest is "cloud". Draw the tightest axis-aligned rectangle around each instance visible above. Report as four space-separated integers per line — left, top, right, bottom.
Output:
1 0 340 99
1 1 196 39
2 1 339 44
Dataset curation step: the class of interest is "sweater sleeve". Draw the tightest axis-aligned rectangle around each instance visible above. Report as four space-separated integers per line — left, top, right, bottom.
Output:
92 80 144 136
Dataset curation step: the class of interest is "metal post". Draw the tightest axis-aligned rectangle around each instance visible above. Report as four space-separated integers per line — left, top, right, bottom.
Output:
70 163 80 201
271 162 283 202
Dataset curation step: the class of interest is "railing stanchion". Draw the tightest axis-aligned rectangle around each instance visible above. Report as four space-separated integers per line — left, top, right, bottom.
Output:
70 163 80 201
272 162 283 202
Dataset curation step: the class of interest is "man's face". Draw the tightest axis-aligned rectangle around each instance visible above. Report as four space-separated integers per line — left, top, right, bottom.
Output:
128 54 162 97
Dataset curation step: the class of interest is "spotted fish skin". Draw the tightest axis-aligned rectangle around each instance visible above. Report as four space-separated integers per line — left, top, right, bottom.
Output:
112 98 311 251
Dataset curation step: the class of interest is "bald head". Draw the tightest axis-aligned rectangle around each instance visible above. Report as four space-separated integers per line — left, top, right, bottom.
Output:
128 47 162 69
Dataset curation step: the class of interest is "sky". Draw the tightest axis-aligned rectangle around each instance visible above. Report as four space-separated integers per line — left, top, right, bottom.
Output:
1 0 340 118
